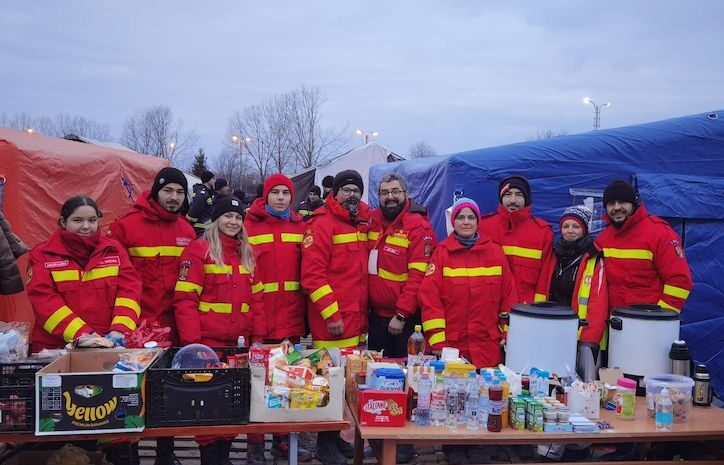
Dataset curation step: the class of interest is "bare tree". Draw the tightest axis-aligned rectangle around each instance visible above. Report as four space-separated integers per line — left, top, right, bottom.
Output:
226 104 274 182
285 86 349 169
52 113 111 141
213 147 244 191
408 141 437 159
0 112 37 132
120 105 197 166
529 129 569 140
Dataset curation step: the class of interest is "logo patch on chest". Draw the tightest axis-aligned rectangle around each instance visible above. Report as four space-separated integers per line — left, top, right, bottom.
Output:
383 246 400 256
176 237 192 246
98 256 120 267
44 260 69 269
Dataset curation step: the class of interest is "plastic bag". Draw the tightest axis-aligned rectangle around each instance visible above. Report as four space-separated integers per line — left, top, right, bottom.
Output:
0 321 30 362
48 444 91 465
126 320 172 348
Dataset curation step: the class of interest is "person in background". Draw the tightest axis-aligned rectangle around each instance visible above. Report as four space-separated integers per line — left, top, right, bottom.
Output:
321 175 334 199
109 167 195 465
0 209 29 295
595 180 693 314
244 174 313 464
297 185 324 219
301 170 370 465
478 175 553 305
26 196 142 465
174 196 265 465
187 170 216 237
214 178 231 197
535 206 607 382
419 198 516 465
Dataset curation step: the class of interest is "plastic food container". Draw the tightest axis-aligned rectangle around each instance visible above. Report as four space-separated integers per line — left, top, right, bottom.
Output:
644 374 694 422
371 367 405 391
615 378 637 420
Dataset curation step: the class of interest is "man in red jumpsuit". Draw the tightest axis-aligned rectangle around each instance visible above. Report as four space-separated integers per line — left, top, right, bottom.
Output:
478 175 553 304
596 180 693 313
109 167 196 465
302 170 370 465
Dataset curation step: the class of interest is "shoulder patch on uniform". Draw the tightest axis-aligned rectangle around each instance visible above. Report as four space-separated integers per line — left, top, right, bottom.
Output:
179 260 191 281
303 230 314 248
206 197 213 205
424 243 433 257
425 263 436 276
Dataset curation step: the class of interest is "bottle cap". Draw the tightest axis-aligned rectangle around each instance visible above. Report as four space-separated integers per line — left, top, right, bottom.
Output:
414 324 422 332
143 341 158 349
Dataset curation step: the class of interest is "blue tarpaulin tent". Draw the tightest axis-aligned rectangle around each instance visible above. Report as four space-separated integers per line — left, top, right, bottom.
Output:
370 110 724 397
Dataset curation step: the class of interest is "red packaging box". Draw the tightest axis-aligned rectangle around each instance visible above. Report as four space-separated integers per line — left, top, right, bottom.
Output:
357 386 407 427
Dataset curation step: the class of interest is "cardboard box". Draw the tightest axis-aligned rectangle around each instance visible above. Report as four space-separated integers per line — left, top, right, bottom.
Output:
35 349 158 435
249 349 344 422
357 384 407 427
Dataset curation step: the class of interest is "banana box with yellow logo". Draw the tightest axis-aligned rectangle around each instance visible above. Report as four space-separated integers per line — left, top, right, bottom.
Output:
35 349 160 435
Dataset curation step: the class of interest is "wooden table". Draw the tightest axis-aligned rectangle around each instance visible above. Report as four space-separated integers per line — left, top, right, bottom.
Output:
0 420 348 465
349 401 724 465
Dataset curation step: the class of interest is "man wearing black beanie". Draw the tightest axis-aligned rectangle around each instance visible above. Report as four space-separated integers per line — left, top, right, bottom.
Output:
596 179 693 314
108 166 195 465
321 175 335 199
478 175 553 304
187 170 216 237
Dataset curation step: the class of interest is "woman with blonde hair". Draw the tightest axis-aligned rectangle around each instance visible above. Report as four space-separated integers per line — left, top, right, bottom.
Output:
174 196 266 465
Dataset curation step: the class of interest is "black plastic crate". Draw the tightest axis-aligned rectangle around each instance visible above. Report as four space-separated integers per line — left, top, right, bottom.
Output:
146 347 250 427
0 360 49 387
0 386 34 432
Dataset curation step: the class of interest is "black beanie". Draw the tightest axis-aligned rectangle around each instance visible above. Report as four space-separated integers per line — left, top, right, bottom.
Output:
200 170 215 183
215 178 228 191
603 180 638 207
333 170 364 195
151 167 188 200
212 196 245 221
499 175 532 206
322 175 335 189
310 185 322 196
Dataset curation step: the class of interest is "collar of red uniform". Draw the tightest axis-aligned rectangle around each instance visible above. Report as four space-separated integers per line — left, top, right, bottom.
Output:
326 195 370 223
602 202 648 232
135 191 180 222
246 197 302 224
442 231 491 251
497 203 532 229
44 229 116 262
220 231 241 254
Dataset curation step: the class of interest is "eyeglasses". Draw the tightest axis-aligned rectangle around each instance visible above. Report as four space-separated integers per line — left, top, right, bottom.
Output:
340 187 362 196
379 189 406 198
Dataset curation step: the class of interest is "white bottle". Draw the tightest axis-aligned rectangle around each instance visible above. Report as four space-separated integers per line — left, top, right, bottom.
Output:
415 373 433 426
445 378 458 428
430 376 447 426
655 387 673 432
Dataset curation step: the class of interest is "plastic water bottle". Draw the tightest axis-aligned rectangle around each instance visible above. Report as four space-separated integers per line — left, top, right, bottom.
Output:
430 376 447 426
415 373 433 426
456 378 467 425
464 372 480 430
655 387 673 432
480 375 490 424
407 325 426 365
445 378 458 428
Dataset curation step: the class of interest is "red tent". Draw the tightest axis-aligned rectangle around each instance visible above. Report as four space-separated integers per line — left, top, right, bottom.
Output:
0 128 168 324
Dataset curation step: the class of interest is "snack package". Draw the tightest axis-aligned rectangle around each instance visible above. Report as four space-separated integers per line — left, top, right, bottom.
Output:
125 320 172 348
113 350 156 372
290 388 324 408
287 365 315 383
272 367 307 389
267 386 291 408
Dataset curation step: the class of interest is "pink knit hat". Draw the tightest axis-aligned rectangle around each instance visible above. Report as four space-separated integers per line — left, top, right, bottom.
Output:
451 197 481 226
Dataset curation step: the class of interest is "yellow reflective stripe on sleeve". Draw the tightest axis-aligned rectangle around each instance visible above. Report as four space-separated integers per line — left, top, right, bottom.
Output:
298 210 310 216
312 334 361 349
111 316 137 331
378 268 408 282
82 266 119 281
281 233 304 243
239 266 250 275
428 331 446 346
43 306 73 334
284 281 301 291
408 262 428 272
534 293 548 302
193 222 209 229
252 282 264 294
263 282 280 293
359 333 367 343
385 236 410 248
576 257 597 322
241 303 249 313
502 246 543 260
332 232 367 244
62 317 87 342
248 234 274 245
204 264 232 274
175 281 203 295
422 318 446 332
663 284 690 299
114 297 141 317
199 302 233 313
657 299 680 312
320 301 339 320
310 284 333 302
368 231 380 241
442 266 502 277
128 246 184 257
51 270 80 282
602 248 654 260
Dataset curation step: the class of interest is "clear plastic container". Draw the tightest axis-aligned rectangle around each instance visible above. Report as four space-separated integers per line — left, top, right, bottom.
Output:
171 343 219 369
644 374 694 423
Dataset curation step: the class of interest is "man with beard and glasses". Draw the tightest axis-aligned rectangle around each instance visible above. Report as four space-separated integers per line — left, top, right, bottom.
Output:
479 175 553 305
596 180 693 314
301 169 370 465
109 167 195 465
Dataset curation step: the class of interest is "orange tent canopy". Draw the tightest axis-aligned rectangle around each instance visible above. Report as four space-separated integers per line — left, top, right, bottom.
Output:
0 128 168 323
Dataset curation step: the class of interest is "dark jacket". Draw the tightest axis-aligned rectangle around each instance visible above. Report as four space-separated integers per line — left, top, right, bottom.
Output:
186 183 215 237
298 198 325 219
0 211 29 295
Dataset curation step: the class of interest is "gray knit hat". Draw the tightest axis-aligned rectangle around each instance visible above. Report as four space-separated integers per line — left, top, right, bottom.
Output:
560 205 592 235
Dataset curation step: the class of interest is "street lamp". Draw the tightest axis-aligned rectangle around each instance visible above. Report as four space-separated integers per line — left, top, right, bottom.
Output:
232 135 251 181
582 97 611 130
26 128 34 134
355 129 379 144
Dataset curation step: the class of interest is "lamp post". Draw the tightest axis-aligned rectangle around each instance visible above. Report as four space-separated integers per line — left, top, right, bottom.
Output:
582 97 611 130
232 135 251 185
355 129 379 144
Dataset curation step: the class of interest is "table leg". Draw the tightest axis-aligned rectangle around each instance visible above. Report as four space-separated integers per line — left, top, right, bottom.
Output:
381 439 397 465
289 432 298 465
353 427 364 465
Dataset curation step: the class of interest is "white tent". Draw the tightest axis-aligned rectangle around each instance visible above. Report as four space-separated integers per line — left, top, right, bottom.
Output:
311 142 403 203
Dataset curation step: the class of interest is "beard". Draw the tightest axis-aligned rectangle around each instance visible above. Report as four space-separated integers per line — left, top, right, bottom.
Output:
381 200 404 221
341 197 360 216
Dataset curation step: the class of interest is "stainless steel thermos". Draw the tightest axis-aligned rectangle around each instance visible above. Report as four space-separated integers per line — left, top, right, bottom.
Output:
693 364 713 407
669 340 691 377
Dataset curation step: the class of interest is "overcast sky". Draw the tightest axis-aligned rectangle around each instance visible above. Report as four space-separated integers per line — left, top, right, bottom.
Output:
2 1 723 163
